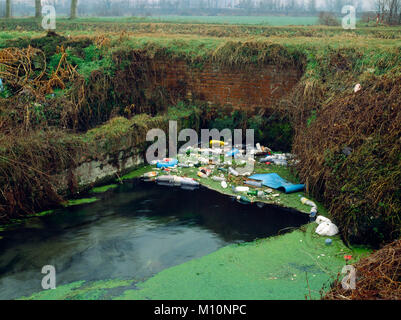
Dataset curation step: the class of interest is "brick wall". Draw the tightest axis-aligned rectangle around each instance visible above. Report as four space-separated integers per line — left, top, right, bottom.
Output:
148 60 302 109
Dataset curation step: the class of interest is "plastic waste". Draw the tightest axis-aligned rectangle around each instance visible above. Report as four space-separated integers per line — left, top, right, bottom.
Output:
156 158 179 168
316 222 339 237
156 175 199 188
244 180 263 188
178 163 190 168
228 167 239 176
156 175 174 183
143 171 158 178
316 215 331 225
0 78 3 92
197 171 208 178
236 195 251 204
354 83 362 93
211 176 226 182
247 190 265 198
315 216 339 236
325 239 333 246
301 197 318 217
226 148 240 157
232 186 250 193
221 181 228 189
210 140 225 147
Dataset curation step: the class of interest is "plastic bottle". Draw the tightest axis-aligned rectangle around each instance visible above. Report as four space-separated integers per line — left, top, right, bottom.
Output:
237 195 251 204
244 180 263 188
247 189 259 196
232 186 249 193
228 167 239 176
212 176 226 182
197 171 208 178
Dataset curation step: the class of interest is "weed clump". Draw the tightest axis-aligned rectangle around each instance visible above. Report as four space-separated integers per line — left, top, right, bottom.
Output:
293 75 401 245
324 239 401 300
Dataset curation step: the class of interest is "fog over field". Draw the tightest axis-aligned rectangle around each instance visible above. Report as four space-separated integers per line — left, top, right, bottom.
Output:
1 0 376 17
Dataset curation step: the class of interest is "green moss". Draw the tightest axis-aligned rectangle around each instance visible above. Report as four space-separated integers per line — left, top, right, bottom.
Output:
18 224 370 300
64 197 99 207
19 279 136 300
90 184 118 194
29 210 55 217
120 165 154 180
116 224 370 300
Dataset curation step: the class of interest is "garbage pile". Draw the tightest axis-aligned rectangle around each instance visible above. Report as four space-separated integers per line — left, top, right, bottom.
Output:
141 141 316 216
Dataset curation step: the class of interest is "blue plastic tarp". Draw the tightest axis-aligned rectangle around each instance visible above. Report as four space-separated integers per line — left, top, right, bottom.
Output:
248 173 305 194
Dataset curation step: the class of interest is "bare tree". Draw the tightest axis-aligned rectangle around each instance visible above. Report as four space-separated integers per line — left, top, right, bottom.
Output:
35 0 42 18
70 0 78 19
376 0 401 24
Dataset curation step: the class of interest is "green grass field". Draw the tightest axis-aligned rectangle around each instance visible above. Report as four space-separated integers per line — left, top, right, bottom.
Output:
141 15 319 26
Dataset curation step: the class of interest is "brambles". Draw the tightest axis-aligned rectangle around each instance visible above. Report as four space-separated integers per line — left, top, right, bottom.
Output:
324 239 401 300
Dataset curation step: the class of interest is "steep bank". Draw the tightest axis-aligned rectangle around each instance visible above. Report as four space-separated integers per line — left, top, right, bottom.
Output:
0 31 400 247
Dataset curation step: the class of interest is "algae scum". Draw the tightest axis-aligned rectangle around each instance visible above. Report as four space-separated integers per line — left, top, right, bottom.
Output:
0 179 311 300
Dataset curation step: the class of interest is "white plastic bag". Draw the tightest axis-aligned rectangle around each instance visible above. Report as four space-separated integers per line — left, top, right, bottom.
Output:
316 215 331 225
316 222 339 236
315 216 339 236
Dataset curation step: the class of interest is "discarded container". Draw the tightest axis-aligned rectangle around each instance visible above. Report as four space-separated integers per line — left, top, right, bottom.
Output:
210 140 225 147
226 148 240 157
236 195 251 204
156 175 174 183
325 239 333 246
156 158 179 169
247 190 265 198
211 176 226 182
178 163 190 168
156 175 199 189
244 180 263 188
232 186 250 193
197 171 208 178
301 197 318 217
221 181 228 189
228 167 239 176
143 171 158 178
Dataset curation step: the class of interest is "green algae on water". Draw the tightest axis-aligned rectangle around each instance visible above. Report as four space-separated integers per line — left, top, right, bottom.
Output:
20 279 135 300
29 210 55 217
20 224 371 300
90 184 118 194
64 197 99 207
115 224 371 300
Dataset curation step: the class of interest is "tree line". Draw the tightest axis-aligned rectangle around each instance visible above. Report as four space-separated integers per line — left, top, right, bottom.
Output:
4 0 400 23
3 0 77 18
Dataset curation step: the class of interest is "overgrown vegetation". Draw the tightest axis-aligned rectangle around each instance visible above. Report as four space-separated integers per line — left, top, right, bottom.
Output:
325 239 401 299
0 21 400 248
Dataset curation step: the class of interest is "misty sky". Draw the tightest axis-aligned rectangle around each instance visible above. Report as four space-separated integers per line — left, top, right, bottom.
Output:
8 0 377 11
